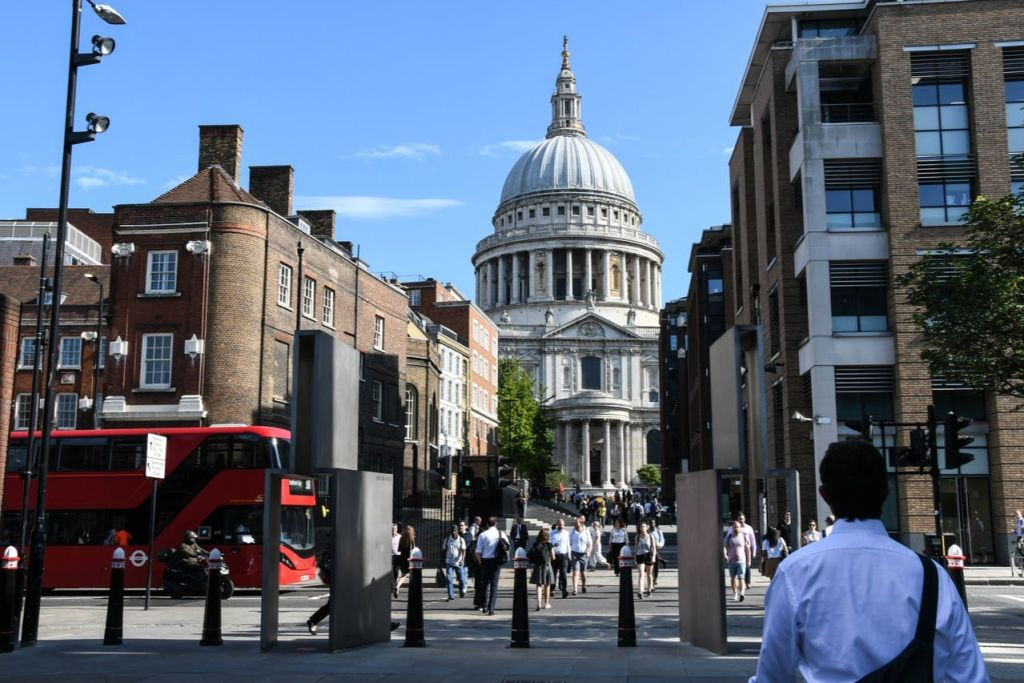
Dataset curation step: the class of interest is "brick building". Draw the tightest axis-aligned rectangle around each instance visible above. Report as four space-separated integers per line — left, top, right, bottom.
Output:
77 124 411 473
657 296 689 504
402 279 498 458
701 0 1024 562
404 311 440 496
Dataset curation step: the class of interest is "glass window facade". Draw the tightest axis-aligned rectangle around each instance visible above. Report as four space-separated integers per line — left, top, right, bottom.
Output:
826 186 881 229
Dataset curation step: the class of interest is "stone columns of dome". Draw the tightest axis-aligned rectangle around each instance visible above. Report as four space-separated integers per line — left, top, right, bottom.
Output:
624 422 632 485
545 248 554 300
619 252 628 302
617 421 626 489
644 259 653 309
581 419 591 486
584 248 593 299
488 259 497 308
497 256 507 306
626 254 634 305
655 264 662 309
527 250 537 302
565 248 574 301
475 266 482 307
562 420 573 482
601 250 610 301
602 419 612 488
511 252 521 304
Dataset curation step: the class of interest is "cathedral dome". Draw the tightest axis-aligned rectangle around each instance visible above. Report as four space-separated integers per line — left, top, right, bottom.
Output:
499 135 635 205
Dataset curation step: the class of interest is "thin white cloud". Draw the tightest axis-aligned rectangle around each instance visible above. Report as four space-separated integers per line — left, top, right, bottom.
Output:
353 143 441 162
597 133 639 146
480 140 540 156
73 165 145 189
295 195 463 220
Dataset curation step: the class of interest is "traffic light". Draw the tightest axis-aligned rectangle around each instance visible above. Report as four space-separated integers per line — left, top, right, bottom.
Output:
433 449 453 489
843 414 873 441
897 428 928 467
459 466 473 495
943 412 975 470
496 455 515 488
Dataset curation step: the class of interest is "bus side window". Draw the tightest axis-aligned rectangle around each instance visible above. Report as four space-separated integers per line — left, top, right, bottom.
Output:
230 434 266 468
58 438 109 471
47 509 109 545
110 439 144 470
6 443 27 473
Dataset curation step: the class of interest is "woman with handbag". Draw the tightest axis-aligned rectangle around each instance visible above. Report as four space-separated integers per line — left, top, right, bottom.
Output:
529 528 556 610
608 518 628 576
760 526 788 581
394 525 415 598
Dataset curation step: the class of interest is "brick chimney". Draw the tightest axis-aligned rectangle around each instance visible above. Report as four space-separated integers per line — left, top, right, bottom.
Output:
297 209 336 240
13 254 37 267
198 124 243 183
249 165 294 217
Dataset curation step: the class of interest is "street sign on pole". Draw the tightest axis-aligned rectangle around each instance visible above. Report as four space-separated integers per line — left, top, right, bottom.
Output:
143 433 166 610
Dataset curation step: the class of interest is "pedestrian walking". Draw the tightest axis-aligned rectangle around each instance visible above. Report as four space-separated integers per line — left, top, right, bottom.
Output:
442 524 467 602
511 517 530 550
723 512 757 590
550 518 570 598
466 516 481 589
529 528 555 610
649 518 666 588
759 527 788 581
777 510 793 547
724 519 751 602
634 521 657 599
306 551 332 634
608 518 628 576
391 523 402 597
474 516 506 615
802 520 822 546
394 525 415 598
823 515 836 538
569 517 592 594
752 439 986 680
515 490 527 519
587 521 609 570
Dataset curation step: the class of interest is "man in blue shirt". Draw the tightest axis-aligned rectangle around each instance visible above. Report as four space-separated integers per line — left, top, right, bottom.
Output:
752 439 986 682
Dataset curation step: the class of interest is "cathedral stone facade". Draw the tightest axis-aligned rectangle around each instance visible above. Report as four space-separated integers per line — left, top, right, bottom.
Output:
472 41 663 489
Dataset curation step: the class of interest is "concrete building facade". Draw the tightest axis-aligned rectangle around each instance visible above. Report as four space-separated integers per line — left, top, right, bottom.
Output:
472 42 664 489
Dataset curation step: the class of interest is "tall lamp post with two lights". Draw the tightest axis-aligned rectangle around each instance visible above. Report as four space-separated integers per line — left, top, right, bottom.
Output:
83 272 103 428
19 0 126 647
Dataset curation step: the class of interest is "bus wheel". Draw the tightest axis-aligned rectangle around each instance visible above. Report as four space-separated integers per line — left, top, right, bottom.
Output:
220 578 235 600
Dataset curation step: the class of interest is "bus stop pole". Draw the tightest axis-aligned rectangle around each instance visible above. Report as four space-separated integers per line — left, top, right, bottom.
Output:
145 480 156 610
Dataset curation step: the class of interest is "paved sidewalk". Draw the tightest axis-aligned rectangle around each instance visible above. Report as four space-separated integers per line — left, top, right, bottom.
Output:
964 565 1024 586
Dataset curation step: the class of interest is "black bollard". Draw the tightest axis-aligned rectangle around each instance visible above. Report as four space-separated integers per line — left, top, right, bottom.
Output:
404 549 425 647
200 549 223 646
946 547 968 610
103 547 126 645
510 547 529 648
617 546 637 647
0 546 18 653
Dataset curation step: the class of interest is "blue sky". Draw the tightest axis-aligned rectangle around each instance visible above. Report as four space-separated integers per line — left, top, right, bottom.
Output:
2 1 773 301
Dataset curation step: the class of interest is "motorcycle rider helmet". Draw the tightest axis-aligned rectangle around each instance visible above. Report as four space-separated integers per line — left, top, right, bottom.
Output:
184 530 197 543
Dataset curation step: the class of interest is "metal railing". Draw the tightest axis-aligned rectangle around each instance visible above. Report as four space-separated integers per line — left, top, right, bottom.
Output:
821 102 876 124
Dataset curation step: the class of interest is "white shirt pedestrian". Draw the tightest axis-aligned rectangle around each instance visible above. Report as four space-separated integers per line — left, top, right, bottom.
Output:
475 526 501 559
751 519 986 682
569 528 591 554
550 527 570 556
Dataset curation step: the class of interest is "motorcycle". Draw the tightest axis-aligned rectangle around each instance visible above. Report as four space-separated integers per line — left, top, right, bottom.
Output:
158 548 235 600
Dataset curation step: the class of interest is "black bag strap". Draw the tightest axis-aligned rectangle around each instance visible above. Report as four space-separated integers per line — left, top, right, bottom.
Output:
914 553 939 644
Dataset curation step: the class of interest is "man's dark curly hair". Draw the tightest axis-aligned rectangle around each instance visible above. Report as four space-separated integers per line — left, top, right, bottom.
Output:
819 440 888 521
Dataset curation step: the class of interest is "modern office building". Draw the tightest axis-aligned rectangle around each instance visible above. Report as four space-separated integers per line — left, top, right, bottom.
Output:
709 0 1024 562
471 41 664 489
658 296 689 503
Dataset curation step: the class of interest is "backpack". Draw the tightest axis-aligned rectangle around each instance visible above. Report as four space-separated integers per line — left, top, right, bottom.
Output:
856 553 938 682
495 532 511 565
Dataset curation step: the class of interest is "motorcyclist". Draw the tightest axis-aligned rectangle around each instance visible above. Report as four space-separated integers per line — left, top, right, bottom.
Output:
179 530 207 569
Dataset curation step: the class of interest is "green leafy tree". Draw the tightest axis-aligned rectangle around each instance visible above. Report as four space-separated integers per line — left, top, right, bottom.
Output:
636 464 661 486
497 358 556 485
896 183 1024 402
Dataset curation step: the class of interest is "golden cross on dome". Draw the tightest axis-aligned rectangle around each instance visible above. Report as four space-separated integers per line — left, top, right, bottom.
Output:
561 35 571 70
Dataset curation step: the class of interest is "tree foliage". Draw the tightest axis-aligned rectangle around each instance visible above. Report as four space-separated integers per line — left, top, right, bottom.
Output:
497 358 556 485
896 183 1024 402
636 464 661 486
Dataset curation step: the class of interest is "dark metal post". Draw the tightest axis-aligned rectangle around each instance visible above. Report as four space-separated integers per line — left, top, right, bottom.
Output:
102 547 124 645
295 241 304 334
0 547 18 653
404 550 425 647
91 280 102 428
22 0 85 646
144 480 157 610
926 405 946 562
510 548 529 648
617 546 637 646
200 549 223 646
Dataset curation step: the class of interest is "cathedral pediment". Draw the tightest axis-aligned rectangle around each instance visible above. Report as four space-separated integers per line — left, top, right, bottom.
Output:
542 312 641 340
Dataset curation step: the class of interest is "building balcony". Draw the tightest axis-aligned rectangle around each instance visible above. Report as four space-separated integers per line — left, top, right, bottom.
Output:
798 333 895 376
789 121 882 182
475 223 661 255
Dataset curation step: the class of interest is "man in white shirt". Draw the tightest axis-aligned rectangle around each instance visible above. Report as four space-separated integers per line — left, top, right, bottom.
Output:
569 517 592 595
474 516 503 616
752 440 986 682
391 523 401 598
550 518 571 598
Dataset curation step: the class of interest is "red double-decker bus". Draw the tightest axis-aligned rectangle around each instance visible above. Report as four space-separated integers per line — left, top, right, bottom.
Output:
1 425 317 590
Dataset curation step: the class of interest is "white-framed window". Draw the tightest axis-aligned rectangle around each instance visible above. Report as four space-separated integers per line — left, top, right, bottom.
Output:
141 333 173 388
277 264 292 308
302 276 316 318
14 394 32 431
405 384 417 440
55 393 77 430
322 287 335 327
373 315 385 350
372 380 383 422
59 337 82 369
98 336 107 370
146 250 178 294
492 395 498 415
409 289 421 306
18 338 36 369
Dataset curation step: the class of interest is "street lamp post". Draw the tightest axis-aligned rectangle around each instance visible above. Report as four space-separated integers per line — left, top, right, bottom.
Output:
84 273 103 428
20 0 124 647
